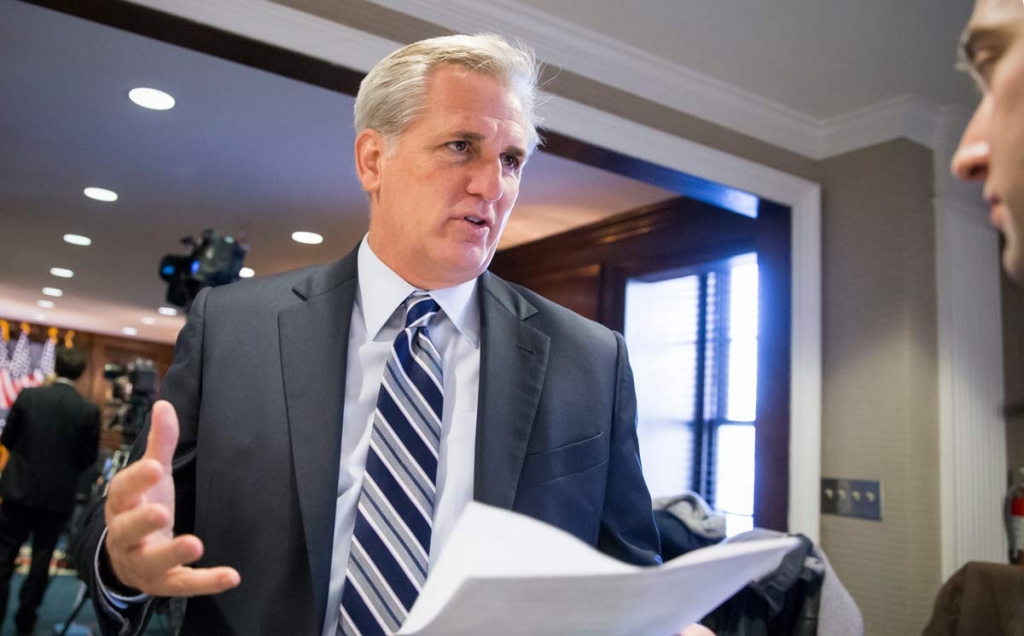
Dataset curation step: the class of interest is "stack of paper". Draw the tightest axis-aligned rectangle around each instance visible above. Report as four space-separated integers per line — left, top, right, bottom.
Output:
399 502 799 636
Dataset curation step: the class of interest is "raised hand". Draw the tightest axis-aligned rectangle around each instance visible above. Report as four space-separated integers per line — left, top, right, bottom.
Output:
103 400 240 596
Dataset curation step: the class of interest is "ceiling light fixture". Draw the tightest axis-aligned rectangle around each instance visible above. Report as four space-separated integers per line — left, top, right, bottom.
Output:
158 306 178 316
50 267 74 278
64 234 92 246
37 300 55 309
239 267 255 278
128 87 175 111
42 287 63 297
84 187 118 202
141 317 157 325
291 231 324 245
122 327 138 336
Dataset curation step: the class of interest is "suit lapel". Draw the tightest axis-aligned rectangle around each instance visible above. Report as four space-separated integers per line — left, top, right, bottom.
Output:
278 249 358 631
474 272 550 509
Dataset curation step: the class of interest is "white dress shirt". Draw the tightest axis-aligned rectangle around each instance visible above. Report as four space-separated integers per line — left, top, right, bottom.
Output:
321 239 481 636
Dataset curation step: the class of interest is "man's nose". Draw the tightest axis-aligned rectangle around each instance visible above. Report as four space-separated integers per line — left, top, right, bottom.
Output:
469 160 504 202
951 101 991 182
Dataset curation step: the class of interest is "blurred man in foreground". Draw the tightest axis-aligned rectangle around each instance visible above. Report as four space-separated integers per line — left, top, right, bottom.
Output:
926 1 1024 634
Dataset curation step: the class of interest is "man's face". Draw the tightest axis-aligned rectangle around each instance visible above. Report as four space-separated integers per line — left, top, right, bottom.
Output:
952 0 1024 281
358 66 529 290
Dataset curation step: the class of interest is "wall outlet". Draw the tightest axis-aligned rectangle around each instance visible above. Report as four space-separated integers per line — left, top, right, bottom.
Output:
821 478 882 521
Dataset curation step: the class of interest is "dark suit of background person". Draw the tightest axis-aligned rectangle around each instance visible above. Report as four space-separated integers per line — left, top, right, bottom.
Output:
0 347 99 635
77 244 661 636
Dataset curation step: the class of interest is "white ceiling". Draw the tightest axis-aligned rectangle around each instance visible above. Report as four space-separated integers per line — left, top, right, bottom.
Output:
513 0 978 119
0 0 983 346
0 1 676 344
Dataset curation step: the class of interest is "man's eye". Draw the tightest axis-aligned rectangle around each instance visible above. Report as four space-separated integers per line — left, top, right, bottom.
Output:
975 57 997 88
970 45 1004 90
447 141 469 152
502 155 521 170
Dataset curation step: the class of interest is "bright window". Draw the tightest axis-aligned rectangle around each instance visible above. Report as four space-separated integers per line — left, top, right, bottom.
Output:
625 254 758 536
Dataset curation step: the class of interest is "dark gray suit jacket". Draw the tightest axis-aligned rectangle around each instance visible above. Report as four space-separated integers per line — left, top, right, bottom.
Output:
80 246 660 635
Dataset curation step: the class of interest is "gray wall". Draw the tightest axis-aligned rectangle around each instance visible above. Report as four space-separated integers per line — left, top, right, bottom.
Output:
818 140 942 635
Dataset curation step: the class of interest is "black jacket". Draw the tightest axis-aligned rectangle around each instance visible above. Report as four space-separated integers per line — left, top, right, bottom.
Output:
1 381 100 515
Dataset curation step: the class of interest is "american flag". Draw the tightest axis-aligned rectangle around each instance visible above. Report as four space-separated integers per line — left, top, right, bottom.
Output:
38 337 55 379
0 332 13 410
10 330 39 391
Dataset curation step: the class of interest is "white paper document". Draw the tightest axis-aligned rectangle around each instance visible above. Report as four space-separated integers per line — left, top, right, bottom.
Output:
398 502 800 636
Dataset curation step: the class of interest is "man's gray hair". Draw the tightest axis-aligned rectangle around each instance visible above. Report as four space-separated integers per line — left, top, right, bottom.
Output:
354 33 542 153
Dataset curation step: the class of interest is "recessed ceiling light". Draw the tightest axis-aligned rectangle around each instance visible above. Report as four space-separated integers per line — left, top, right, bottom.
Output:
239 267 255 278
84 187 118 202
37 300 55 309
122 327 138 336
141 317 157 325
50 267 74 278
42 287 63 297
64 234 92 246
292 231 323 245
158 306 178 316
128 87 175 111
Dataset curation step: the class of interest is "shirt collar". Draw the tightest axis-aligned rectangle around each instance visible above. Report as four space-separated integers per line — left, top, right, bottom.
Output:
54 377 75 387
357 237 480 347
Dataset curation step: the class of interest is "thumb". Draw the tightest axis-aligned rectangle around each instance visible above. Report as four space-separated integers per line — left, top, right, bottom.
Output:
144 400 179 471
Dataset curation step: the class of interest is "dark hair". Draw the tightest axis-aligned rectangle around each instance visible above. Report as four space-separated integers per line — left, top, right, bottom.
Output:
55 347 87 380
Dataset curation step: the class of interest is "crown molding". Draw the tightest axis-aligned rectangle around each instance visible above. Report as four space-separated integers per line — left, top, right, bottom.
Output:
817 95 942 159
370 0 947 161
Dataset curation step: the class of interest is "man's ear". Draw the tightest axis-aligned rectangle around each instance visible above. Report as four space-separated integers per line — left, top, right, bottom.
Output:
355 129 386 195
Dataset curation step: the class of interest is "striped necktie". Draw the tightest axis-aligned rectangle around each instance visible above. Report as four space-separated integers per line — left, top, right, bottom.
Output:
339 292 443 636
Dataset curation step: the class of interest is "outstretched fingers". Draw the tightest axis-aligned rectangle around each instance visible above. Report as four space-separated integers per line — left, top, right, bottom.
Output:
155 565 242 598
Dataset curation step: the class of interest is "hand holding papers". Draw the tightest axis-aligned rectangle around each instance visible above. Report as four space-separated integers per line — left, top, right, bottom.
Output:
399 502 799 636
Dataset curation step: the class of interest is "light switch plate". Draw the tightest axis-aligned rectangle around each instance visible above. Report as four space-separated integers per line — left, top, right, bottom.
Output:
821 478 882 521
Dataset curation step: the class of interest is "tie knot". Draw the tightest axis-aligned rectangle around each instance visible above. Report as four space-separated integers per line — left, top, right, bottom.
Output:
403 292 440 329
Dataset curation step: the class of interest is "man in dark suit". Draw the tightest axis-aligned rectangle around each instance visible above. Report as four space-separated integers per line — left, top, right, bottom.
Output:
80 34 667 636
0 346 99 635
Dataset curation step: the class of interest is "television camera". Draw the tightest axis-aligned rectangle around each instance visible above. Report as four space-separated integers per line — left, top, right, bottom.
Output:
160 229 248 310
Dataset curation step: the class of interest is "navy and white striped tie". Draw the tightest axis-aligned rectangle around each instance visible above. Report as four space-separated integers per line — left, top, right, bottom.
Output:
339 292 443 636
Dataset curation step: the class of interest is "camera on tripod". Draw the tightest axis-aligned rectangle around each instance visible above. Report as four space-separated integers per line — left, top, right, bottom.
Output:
103 358 157 446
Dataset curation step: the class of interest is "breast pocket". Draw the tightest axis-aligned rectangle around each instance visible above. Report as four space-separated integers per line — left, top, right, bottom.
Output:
519 431 607 487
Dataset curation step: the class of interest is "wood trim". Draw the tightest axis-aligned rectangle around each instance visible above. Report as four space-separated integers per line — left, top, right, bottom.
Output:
752 199 792 531
492 196 757 280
